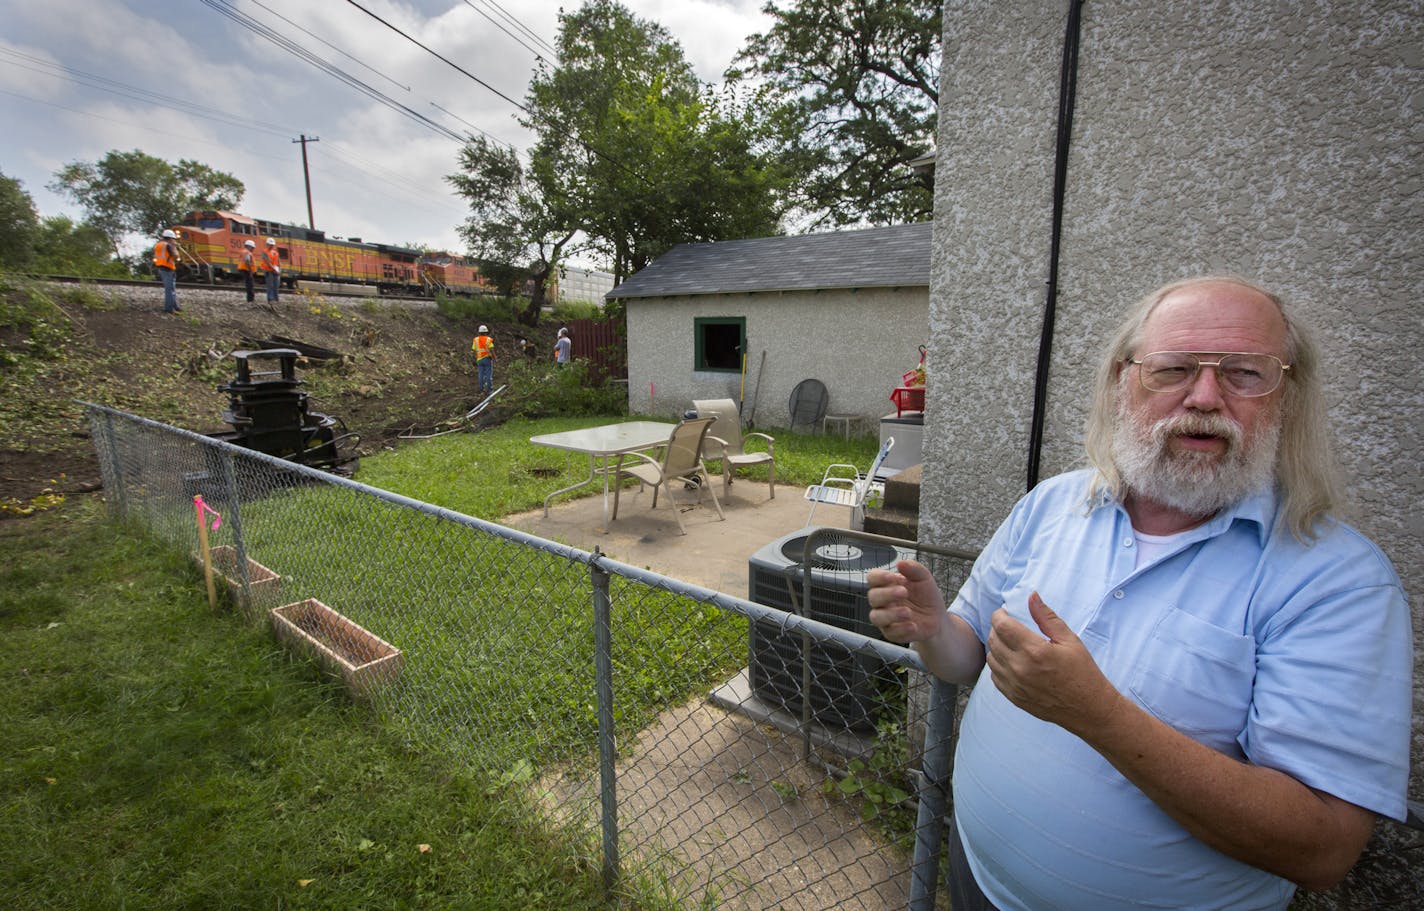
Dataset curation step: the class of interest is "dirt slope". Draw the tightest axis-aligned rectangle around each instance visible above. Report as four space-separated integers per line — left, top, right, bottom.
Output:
0 281 545 507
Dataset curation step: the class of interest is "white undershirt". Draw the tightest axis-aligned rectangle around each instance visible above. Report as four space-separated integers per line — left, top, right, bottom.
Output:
1133 528 1192 569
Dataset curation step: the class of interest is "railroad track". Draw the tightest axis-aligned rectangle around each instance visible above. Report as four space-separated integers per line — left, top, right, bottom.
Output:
27 273 434 304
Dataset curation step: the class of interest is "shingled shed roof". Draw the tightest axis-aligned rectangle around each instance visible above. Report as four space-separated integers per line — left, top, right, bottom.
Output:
605 222 932 300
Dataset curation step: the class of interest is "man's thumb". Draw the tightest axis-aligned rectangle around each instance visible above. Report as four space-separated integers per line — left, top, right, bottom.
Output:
1027 592 1071 642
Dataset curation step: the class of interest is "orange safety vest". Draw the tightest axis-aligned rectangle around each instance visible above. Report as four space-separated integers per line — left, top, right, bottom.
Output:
473 334 493 360
237 250 255 273
153 239 176 270
262 247 280 272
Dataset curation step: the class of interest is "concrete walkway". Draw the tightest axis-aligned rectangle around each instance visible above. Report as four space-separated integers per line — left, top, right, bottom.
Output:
503 476 849 598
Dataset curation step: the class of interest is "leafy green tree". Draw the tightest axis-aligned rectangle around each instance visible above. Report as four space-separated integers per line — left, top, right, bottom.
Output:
450 0 788 306
447 136 577 326
48 149 244 252
728 0 942 227
34 216 129 277
527 0 786 277
0 172 40 268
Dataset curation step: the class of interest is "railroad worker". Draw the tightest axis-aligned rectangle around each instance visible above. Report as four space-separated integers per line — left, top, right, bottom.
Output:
866 275 1411 911
472 324 495 394
153 228 180 313
554 326 571 366
237 239 257 303
261 237 281 303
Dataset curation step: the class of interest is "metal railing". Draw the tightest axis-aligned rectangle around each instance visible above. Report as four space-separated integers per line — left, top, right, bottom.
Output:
84 402 975 910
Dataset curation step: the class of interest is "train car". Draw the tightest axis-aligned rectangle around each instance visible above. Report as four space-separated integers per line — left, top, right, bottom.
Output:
172 211 425 293
419 253 495 297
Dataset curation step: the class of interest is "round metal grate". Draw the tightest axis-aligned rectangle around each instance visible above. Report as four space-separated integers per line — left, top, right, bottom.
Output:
778 535 900 572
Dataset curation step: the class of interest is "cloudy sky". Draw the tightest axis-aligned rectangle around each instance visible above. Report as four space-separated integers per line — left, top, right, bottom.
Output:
2 0 771 264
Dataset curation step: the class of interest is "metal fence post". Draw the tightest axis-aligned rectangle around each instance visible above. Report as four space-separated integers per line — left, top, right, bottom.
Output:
219 446 252 595
591 551 620 895
98 408 129 518
908 676 956 910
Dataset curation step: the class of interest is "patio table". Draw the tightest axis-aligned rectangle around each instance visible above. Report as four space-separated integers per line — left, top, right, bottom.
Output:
530 420 677 523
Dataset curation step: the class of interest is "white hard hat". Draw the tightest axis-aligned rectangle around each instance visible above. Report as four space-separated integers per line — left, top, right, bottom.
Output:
162 229 177 239
243 240 255 248
478 325 488 333
266 237 276 245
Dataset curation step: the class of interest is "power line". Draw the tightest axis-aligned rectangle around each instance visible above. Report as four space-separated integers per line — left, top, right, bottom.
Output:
460 0 553 63
0 87 462 219
0 88 292 163
342 0 656 191
202 0 467 143
246 0 413 93
468 0 559 58
0 15 468 221
0 48 295 138
430 102 513 149
341 0 531 116
317 141 465 209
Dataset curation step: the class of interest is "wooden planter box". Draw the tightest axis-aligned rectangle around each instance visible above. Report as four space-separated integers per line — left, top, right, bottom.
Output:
271 598 403 698
193 545 281 609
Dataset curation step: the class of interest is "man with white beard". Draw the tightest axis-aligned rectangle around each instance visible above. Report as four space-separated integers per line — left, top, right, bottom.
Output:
867 276 1411 911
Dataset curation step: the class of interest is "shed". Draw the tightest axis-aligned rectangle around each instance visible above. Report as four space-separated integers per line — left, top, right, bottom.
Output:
607 223 932 429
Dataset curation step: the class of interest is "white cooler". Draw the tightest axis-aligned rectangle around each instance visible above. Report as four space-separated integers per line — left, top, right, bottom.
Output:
877 412 924 479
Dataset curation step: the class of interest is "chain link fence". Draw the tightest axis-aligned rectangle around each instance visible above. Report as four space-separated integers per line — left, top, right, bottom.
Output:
84 402 978 910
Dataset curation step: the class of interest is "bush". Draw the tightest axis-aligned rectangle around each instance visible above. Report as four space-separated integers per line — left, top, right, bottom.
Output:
435 292 523 322
495 358 625 419
549 299 603 322
31 216 130 278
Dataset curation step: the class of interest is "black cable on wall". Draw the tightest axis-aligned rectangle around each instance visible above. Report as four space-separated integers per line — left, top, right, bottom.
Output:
1026 0 1085 491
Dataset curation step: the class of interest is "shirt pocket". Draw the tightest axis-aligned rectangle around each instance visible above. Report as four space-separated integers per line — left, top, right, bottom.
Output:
1126 607 1256 752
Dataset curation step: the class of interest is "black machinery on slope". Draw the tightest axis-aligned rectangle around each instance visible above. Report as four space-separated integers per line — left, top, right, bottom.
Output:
208 348 359 475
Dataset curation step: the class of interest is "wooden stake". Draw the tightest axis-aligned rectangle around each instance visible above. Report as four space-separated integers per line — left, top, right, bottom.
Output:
194 496 218 610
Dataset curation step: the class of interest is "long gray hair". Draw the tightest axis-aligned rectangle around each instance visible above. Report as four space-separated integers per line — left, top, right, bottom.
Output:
1082 276 1341 541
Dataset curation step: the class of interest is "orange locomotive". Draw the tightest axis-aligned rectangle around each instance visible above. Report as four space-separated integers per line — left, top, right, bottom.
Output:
169 210 493 296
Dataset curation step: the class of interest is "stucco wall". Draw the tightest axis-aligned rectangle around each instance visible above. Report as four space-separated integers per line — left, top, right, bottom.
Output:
625 288 929 427
924 0 1421 805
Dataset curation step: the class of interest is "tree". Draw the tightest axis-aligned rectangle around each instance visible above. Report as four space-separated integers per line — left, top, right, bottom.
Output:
0 172 40 268
35 216 128 277
48 149 244 253
728 0 942 227
447 136 577 326
526 0 787 277
449 0 788 306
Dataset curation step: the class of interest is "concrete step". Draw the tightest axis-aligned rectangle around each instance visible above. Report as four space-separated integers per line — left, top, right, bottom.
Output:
864 505 919 541
883 463 922 511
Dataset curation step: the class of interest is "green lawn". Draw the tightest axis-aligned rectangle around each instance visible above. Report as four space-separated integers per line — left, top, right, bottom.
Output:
0 497 623 910
0 417 879 910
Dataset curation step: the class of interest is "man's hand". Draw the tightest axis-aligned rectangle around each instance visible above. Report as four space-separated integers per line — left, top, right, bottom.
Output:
985 593 1126 737
991 594 1376 888
867 559 946 643
867 559 984 684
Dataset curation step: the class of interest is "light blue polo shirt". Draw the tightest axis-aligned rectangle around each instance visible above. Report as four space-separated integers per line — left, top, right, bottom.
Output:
948 470 1411 911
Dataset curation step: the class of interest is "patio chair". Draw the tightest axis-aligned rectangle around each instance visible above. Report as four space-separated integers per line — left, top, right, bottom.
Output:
803 436 895 527
787 378 829 433
693 397 776 499
611 417 725 535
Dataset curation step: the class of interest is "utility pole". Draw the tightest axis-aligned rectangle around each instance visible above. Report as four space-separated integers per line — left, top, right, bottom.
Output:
292 134 320 229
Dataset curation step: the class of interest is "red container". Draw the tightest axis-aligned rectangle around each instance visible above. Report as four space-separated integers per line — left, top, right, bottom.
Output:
890 386 925 417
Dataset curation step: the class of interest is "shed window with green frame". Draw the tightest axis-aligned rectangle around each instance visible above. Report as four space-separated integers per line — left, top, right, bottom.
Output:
694 317 745 372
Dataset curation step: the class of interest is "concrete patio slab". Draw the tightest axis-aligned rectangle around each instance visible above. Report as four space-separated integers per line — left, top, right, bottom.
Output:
503 477 849 598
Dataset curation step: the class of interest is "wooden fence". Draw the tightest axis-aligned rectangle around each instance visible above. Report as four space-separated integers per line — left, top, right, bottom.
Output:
565 316 626 382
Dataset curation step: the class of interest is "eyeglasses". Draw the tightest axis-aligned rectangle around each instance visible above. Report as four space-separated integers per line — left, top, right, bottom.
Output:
1128 351 1291 398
